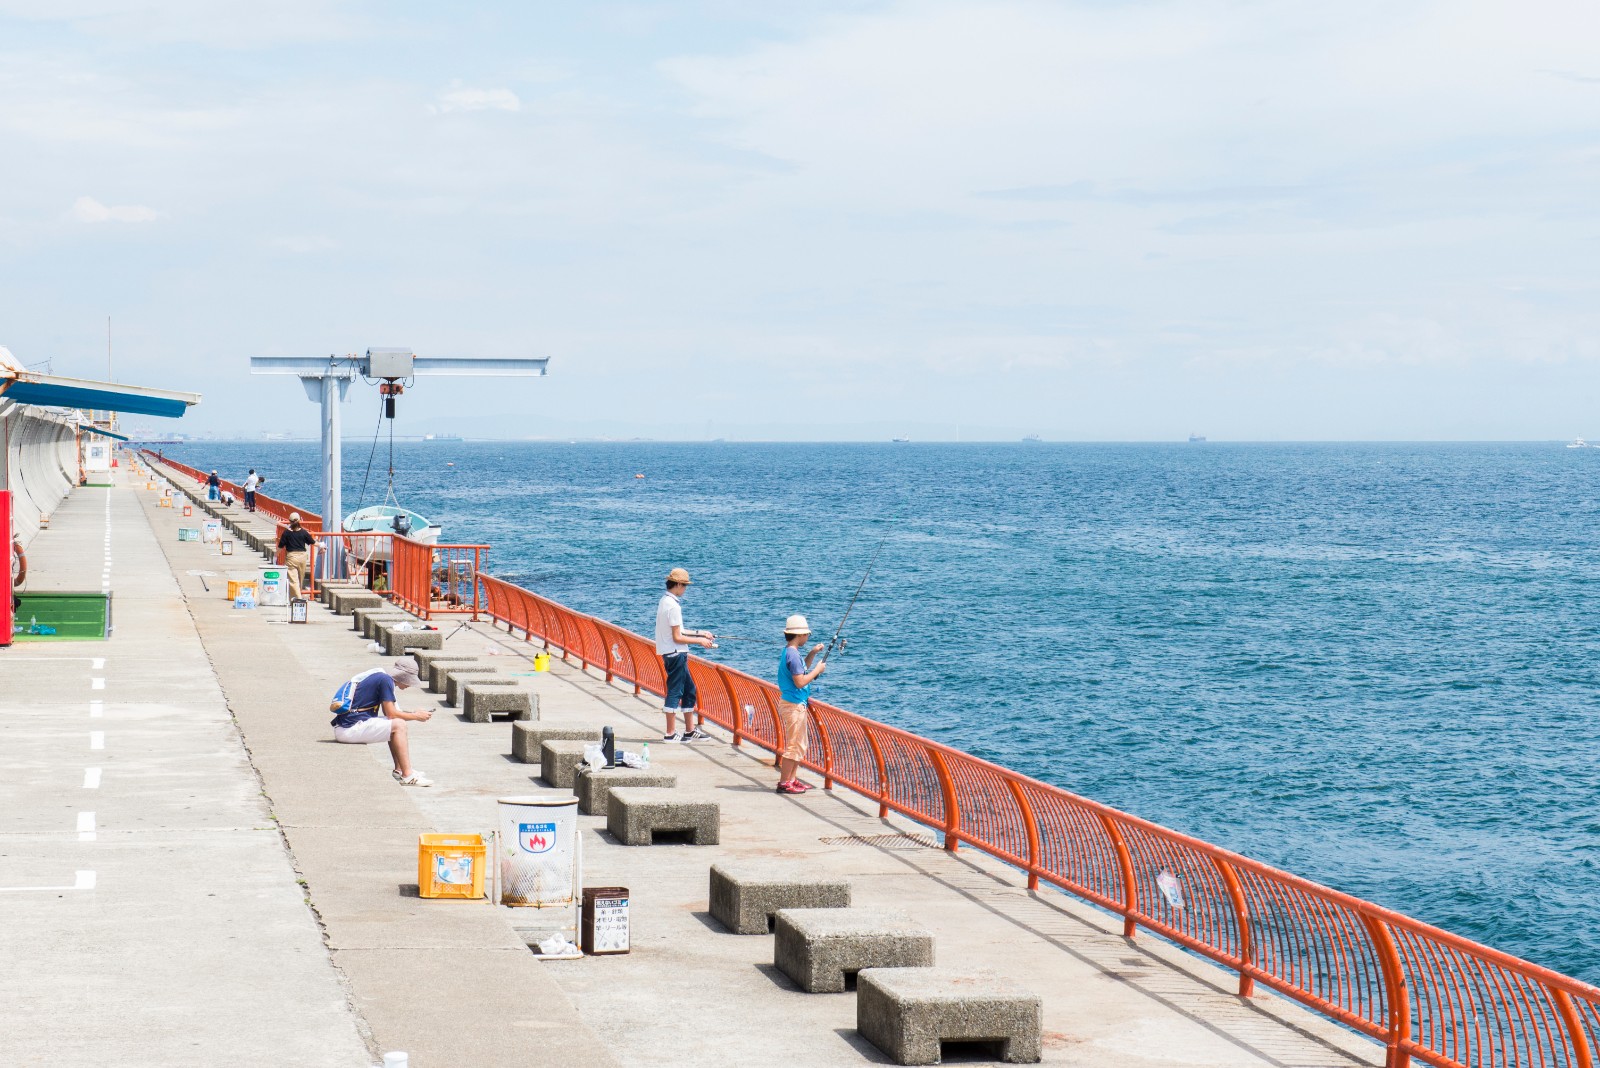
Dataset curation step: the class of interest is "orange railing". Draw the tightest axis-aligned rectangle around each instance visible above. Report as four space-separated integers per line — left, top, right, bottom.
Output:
139 449 1600 1068
390 537 486 620
477 572 1600 1068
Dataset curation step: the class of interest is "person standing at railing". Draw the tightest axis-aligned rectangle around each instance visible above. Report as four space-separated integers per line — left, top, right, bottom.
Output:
775 615 827 795
277 512 314 601
242 469 261 513
655 567 716 743
206 470 220 501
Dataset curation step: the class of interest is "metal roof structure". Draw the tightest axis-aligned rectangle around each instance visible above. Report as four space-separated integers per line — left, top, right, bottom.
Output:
0 368 200 419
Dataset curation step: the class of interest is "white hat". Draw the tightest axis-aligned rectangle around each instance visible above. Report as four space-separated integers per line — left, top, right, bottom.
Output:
784 614 811 635
288 512 301 523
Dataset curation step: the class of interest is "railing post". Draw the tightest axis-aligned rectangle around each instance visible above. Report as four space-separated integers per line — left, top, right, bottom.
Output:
1004 779 1042 891
1553 988 1594 1068
471 548 482 622
809 705 834 790
718 671 743 748
861 728 889 818
1097 811 1140 938
1359 913 1411 1068
927 748 960 853
1211 857 1255 997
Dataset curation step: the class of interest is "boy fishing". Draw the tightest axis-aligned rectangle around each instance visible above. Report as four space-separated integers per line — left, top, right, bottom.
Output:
775 614 827 795
655 567 716 742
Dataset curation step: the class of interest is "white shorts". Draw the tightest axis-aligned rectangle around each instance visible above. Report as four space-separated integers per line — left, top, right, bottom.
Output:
333 716 393 744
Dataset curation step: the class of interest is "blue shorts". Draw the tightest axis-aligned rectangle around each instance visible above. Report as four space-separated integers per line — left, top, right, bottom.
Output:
662 652 697 710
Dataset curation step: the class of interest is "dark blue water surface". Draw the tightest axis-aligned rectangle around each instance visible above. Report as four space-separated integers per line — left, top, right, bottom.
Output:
161 440 1600 981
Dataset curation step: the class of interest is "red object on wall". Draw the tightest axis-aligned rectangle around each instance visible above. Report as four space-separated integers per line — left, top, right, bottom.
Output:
1 490 13 648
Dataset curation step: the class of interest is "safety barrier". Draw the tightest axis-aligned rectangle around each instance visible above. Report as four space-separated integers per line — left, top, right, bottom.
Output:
136 450 1600 1068
477 571 1600 1068
389 537 485 620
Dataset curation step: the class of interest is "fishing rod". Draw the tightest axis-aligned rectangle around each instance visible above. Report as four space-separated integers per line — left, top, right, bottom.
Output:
822 533 888 663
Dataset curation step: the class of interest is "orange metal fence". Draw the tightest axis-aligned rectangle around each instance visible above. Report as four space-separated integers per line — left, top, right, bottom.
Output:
476 572 1600 1068
390 537 486 620
140 450 1600 1068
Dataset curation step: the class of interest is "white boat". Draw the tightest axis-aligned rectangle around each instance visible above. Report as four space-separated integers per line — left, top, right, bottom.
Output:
342 504 442 562
1568 438 1589 449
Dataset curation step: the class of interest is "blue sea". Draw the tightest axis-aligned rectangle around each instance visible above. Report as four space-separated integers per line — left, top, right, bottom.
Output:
160 440 1600 982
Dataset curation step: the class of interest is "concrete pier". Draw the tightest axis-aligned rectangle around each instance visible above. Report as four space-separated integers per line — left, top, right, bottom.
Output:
2 468 1388 1067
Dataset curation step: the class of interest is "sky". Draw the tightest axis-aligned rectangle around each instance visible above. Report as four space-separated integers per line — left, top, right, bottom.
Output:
1 0 1598 441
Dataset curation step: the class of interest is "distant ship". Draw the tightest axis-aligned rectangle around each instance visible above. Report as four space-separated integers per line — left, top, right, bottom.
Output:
892 436 910 443
1568 438 1589 449
1188 433 1207 443
423 433 463 442
1022 435 1042 444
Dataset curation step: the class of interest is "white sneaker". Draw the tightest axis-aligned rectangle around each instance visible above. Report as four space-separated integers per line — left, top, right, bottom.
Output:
396 773 432 787
662 732 683 743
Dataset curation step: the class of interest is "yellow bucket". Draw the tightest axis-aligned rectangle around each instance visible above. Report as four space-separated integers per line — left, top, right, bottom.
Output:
533 652 550 672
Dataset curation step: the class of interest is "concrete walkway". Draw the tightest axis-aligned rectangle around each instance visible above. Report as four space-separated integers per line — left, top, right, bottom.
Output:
9 467 1390 1067
0 476 372 1067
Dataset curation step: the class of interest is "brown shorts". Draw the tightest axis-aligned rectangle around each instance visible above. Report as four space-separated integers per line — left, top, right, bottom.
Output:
777 700 809 760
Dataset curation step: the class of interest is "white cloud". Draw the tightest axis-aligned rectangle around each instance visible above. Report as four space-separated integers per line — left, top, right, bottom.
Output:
68 196 160 223
429 85 521 115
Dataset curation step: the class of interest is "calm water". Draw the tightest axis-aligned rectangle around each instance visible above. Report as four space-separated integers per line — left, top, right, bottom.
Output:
162 440 1600 980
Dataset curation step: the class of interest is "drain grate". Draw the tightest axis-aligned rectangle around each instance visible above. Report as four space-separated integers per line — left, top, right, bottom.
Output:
819 833 939 850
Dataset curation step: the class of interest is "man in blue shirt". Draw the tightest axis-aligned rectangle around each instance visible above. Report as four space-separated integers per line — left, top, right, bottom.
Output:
329 657 435 786
775 614 826 795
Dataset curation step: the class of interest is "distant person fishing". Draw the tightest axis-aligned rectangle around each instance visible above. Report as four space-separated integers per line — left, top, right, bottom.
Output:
655 567 716 743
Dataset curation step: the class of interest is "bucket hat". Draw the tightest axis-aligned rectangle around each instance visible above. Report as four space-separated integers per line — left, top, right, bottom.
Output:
784 614 811 635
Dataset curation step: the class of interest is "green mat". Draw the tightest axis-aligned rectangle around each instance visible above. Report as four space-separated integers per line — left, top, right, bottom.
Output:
12 592 111 641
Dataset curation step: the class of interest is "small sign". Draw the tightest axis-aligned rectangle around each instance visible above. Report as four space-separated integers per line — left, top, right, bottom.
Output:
220 540 234 555
289 598 308 624
581 886 630 955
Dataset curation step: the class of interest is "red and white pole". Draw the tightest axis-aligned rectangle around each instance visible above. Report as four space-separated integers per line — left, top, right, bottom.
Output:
1 490 13 647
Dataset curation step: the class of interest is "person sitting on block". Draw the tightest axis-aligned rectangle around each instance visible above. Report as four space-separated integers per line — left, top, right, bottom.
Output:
329 657 434 787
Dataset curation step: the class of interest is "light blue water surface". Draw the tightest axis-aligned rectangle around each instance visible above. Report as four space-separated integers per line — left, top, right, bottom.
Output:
161 440 1600 981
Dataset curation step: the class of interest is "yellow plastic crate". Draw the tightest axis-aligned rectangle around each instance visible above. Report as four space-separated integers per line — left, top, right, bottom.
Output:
418 834 486 900
226 579 257 601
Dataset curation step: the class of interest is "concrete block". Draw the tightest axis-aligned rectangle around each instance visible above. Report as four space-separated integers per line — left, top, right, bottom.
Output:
540 740 592 789
355 609 412 638
415 652 480 690
775 908 933 994
709 863 851 935
330 590 382 615
511 723 599 763
381 626 443 657
573 768 676 816
318 582 362 608
856 968 1041 1066
444 669 504 708
463 684 533 724
605 788 719 846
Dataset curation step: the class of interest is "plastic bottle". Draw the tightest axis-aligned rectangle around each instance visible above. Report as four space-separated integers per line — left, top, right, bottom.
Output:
641 743 650 768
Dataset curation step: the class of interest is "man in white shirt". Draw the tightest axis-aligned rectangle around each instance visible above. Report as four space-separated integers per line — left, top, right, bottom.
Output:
655 567 716 742
242 469 261 513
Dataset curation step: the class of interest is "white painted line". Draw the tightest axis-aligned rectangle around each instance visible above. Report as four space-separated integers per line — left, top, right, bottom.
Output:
89 700 103 718
91 658 104 670
83 768 101 789
89 732 105 750
77 812 95 841
0 871 96 894
90 678 104 690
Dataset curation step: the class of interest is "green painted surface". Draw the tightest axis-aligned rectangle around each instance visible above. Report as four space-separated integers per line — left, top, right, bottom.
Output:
12 592 110 641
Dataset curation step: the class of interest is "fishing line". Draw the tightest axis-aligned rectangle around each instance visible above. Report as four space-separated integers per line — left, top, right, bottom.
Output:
355 391 386 515
823 531 889 663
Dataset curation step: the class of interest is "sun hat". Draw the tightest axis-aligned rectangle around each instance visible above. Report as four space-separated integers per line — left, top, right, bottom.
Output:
389 657 422 688
288 512 301 525
784 614 811 635
667 567 692 585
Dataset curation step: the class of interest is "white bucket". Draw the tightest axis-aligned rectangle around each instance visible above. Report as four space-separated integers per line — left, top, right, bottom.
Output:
258 565 289 606
497 794 578 909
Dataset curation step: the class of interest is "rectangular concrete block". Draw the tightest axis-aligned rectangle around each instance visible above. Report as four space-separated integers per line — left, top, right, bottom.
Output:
856 968 1041 1065
377 623 443 656
511 723 599 763
775 908 933 994
359 611 414 639
709 863 851 935
416 653 480 691
463 684 533 724
573 768 676 816
540 740 592 789
330 590 383 615
444 669 506 708
605 788 719 846
352 605 408 635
